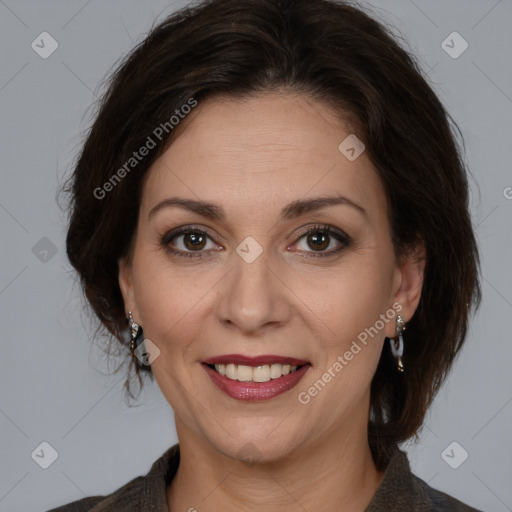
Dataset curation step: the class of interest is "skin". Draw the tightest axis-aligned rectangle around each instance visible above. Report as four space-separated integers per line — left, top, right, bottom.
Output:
118 91 425 512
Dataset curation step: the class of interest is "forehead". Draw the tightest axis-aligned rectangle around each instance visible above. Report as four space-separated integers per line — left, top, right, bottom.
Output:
141 92 386 223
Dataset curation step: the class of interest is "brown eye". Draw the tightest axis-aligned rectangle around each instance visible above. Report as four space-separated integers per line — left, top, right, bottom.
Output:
306 232 330 251
161 227 218 258
182 232 207 251
293 224 351 258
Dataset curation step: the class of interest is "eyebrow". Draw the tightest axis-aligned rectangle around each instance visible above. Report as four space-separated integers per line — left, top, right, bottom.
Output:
148 195 366 222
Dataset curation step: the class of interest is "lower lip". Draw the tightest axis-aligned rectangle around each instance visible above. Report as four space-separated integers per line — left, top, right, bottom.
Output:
202 363 311 402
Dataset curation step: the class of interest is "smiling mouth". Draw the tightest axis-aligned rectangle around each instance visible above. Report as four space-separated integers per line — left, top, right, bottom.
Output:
201 355 312 401
205 362 308 383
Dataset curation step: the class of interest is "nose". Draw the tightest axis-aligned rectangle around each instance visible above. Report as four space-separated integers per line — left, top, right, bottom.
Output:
215 245 292 335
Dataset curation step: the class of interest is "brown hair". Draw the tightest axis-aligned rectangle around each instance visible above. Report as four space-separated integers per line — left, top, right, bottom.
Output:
63 0 481 469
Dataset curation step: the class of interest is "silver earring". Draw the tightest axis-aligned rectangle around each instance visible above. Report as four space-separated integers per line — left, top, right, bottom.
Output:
390 314 406 372
127 311 147 370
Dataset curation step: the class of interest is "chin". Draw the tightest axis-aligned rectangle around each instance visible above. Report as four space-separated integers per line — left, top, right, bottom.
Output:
207 430 301 466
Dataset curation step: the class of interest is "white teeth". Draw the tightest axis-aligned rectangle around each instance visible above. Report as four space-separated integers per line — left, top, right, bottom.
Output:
270 364 282 379
237 365 253 382
226 363 237 379
253 365 270 382
213 363 301 382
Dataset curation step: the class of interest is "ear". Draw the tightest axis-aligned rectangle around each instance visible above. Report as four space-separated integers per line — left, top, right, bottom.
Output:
385 240 426 338
118 256 137 318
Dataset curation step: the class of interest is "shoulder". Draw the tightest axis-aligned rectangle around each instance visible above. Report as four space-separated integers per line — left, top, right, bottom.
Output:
44 444 180 512
411 472 483 511
43 474 145 512
44 495 105 512
366 446 482 512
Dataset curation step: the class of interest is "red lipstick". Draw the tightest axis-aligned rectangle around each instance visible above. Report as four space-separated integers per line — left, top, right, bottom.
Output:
201 354 311 402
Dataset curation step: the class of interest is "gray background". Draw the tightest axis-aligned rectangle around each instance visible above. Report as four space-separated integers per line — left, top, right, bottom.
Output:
0 1 511 511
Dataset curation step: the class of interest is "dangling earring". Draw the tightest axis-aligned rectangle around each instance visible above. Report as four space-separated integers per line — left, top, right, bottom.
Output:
127 311 145 369
390 314 406 372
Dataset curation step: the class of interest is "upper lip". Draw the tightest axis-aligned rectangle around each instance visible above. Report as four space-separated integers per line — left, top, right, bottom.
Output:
203 354 310 367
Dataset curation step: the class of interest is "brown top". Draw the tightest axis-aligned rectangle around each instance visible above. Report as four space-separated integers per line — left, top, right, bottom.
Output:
46 443 482 512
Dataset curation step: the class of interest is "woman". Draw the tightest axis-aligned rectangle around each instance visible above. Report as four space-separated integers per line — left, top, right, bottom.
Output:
49 0 482 510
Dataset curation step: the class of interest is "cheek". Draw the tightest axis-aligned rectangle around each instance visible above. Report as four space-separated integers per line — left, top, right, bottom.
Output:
290 259 390 348
131 249 222 353
298 266 390 403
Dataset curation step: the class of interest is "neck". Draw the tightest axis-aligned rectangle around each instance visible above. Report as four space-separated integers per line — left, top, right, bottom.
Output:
167 416 385 511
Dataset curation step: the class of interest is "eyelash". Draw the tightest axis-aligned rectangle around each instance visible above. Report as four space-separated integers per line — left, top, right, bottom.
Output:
160 223 351 259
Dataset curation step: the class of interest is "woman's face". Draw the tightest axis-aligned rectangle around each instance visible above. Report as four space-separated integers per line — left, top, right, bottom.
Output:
119 91 423 462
